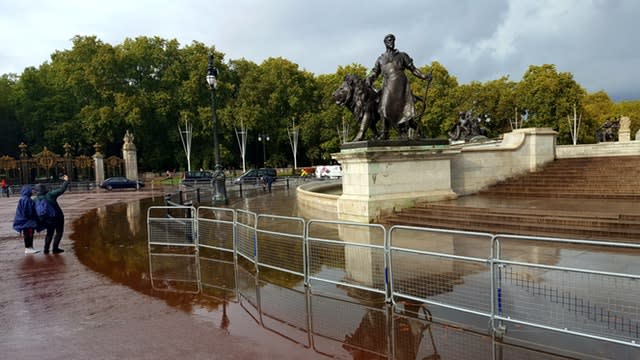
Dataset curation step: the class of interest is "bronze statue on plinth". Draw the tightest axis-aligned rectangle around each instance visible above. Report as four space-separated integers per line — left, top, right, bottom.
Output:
333 34 433 143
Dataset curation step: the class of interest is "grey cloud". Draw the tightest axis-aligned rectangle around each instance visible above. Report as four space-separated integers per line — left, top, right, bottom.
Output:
1 0 638 100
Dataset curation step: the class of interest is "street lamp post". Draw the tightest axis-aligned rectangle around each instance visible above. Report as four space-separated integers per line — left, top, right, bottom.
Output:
206 54 227 204
287 117 299 170
258 133 269 167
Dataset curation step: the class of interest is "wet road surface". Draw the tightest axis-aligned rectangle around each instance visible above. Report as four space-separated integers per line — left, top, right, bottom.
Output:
0 187 324 360
2 184 639 359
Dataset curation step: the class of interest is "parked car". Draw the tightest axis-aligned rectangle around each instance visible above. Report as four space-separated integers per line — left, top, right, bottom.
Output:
315 165 342 179
233 168 277 185
100 177 144 190
181 170 214 185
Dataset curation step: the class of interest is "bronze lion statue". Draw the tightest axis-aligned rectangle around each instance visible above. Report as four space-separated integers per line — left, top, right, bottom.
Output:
333 74 425 141
332 74 380 142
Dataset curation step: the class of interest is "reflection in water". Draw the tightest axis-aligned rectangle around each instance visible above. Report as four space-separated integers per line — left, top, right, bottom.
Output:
71 192 638 359
148 246 438 359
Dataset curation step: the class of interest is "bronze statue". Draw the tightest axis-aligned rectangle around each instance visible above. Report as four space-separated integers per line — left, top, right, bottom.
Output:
596 118 620 142
332 74 380 142
366 34 432 139
448 109 489 142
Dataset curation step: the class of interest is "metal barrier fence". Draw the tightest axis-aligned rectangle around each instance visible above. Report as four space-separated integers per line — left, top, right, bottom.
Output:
147 205 200 293
196 207 235 253
306 219 387 300
235 209 257 264
388 225 495 320
147 206 197 247
147 245 574 360
493 234 640 348
147 206 640 350
256 214 306 277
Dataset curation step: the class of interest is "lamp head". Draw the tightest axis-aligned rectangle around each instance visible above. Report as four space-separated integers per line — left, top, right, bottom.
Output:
206 54 218 89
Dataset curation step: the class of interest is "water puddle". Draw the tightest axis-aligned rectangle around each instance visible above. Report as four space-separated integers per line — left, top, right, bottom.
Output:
70 189 638 359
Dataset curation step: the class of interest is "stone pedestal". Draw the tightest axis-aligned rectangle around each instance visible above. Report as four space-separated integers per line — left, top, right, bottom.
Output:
93 152 104 186
619 129 631 142
332 142 457 223
618 116 631 142
122 130 138 180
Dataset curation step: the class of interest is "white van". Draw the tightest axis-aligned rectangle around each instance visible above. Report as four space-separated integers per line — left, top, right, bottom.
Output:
315 165 342 179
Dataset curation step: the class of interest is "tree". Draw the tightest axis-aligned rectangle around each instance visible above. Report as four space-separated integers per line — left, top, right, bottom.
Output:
581 91 614 143
227 57 318 168
417 62 459 138
515 64 586 144
0 74 20 156
306 64 368 163
614 100 640 138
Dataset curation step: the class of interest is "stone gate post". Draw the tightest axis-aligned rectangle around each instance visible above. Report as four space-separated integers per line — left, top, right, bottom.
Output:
122 130 138 181
93 143 104 186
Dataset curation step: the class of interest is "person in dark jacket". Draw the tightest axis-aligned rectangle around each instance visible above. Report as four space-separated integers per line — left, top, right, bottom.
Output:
34 175 69 254
13 185 40 254
262 174 274 192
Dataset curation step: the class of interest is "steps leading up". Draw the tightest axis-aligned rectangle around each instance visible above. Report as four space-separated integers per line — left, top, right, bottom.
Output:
381 156 640 241
478 156 640 200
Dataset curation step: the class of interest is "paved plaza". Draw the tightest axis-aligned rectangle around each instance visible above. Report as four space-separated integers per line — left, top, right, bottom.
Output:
0 187 322 360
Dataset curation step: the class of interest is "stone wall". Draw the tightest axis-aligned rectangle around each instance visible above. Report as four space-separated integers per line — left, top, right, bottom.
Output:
300 128 558 223
556 141 640 159
451 128 557 195
296 181 340 220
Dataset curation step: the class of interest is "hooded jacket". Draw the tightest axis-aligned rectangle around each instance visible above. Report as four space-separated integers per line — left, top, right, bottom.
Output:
12 185 38 232
34 181 69 223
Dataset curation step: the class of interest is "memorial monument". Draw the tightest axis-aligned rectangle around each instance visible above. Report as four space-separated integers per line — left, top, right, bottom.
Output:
333 34 432 142
332 34 454 223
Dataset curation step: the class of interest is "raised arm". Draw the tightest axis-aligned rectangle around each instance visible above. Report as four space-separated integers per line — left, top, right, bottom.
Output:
49 176 70 198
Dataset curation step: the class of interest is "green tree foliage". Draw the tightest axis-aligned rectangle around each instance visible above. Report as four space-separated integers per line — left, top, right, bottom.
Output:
415 62 459 138
581 91 614 143
305 64 368 163
614 100 640 137
225 57 318 168
0 74 21 156
1 36 635 172
515 64 586 144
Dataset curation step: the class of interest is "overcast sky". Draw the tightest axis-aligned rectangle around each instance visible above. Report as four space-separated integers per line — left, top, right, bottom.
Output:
1 0 638 100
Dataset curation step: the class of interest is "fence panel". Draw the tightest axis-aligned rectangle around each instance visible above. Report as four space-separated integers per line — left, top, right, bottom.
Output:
256 214 306 277
389 225 494 318
306 220 387 299
494 234 640 348
236 209 258 264
197 207 236 252
146 206 197 247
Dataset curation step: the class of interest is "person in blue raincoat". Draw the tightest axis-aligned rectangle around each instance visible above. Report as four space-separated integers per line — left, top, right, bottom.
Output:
13 185 41 254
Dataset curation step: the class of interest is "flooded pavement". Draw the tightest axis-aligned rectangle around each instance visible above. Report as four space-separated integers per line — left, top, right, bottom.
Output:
2 185 639 359
0 188 320 360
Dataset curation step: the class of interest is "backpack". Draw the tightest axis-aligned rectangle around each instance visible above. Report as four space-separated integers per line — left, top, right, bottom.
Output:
36 198 56 225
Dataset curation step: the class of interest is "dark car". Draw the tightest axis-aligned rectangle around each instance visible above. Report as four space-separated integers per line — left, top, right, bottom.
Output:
233 168 277 185
100 177 144 191
181 170 214 185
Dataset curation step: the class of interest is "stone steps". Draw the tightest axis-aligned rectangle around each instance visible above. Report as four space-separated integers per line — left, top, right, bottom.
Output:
383 207 640 241
479 156 640 199
477 190 640 200
381 156 640 241
410 204 640 228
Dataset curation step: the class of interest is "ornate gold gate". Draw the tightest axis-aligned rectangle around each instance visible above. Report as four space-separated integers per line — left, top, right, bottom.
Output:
0 142 123 185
